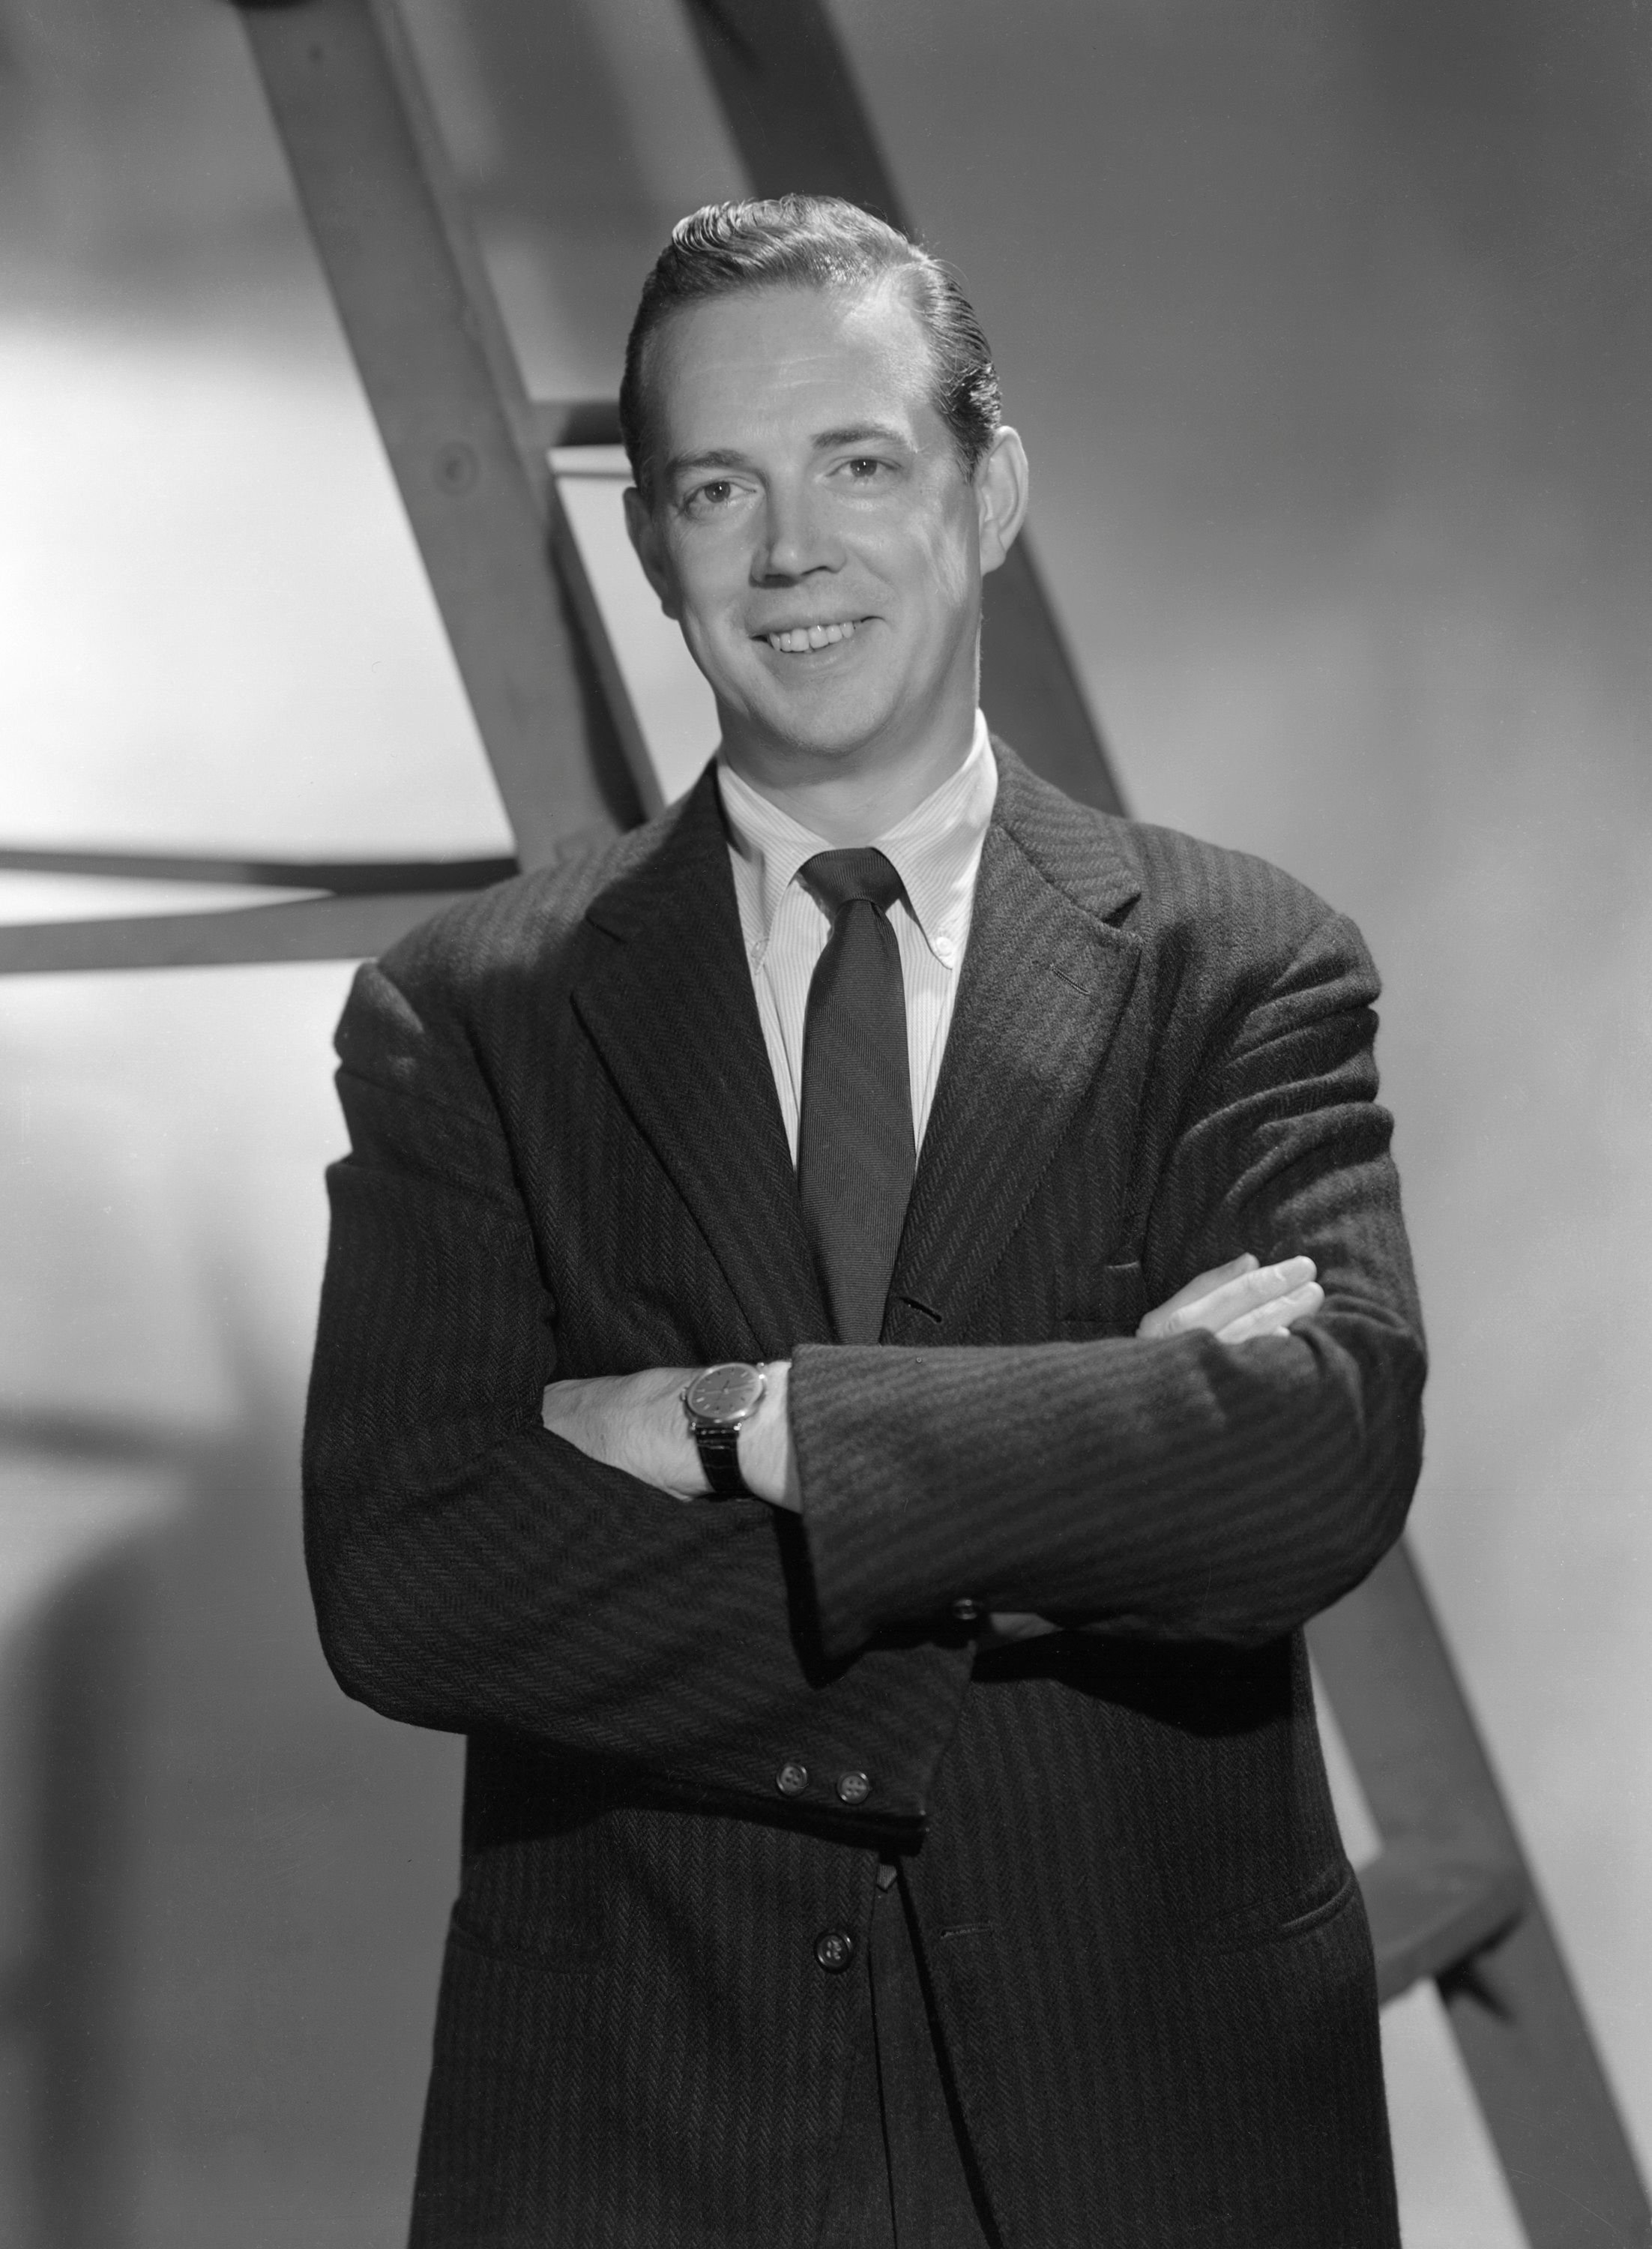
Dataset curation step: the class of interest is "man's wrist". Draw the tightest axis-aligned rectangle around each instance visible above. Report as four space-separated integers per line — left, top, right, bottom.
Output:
736 1361 796 1510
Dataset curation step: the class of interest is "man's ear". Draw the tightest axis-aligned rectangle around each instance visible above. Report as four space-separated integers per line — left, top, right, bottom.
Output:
623 484 680 619
975 426 1031 576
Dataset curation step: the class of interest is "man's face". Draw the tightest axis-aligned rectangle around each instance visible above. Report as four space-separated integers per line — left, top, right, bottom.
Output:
626 279 1014 775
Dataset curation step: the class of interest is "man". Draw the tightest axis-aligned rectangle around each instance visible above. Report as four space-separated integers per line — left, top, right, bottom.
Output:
304 196 1424 2247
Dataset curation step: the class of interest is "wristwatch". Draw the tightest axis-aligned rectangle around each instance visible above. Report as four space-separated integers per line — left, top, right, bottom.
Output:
681 1362 768 1498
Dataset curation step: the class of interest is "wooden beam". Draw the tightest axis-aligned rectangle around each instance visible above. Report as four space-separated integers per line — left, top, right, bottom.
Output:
238 0 632 865
521 399 625 457
682 0 904 222
0 847 514 893
1360 1839 1524 2005
0 893 477 976
1310 1545 1651 2242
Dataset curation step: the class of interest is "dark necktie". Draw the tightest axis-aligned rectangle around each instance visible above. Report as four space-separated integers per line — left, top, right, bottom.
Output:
798 849 916 1344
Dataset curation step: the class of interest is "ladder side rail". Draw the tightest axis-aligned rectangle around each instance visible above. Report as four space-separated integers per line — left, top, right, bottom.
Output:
1443 1917 1652 2249
678 0 1125 817
521 396 674 810
343 0 537 455
238 0 631 867
353 1 657 837
1311 1546 1651 2244
546 506 672 823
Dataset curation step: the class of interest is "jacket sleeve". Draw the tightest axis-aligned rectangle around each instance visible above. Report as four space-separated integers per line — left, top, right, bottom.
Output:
789 904 1426 1663
302 947 969 1819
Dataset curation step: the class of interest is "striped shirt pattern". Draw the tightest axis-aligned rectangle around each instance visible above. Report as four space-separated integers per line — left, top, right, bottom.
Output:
717 711 997 1161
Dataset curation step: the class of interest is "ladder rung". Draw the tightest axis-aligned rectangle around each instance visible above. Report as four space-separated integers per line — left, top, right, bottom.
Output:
522 398 622 455
0 891 482 976
1360 1839 1526 2004
0 848 516 894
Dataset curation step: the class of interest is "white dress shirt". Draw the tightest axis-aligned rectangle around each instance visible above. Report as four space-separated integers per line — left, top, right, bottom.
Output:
717 712 998 1163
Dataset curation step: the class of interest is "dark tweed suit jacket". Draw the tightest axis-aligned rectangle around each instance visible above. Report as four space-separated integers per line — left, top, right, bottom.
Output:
304 741 1425 2248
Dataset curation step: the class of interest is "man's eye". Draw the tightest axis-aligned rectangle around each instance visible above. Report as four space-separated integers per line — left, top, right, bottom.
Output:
842 457 888 481
687 479 734 511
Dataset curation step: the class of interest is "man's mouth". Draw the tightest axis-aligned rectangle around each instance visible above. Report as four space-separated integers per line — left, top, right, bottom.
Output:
762 619 863 654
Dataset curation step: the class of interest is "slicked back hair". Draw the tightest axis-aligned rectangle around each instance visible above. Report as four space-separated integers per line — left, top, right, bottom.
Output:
619 194 1003 502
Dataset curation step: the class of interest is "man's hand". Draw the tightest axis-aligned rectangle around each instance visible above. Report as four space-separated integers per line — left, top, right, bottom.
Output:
1135 1251 1322 1344
981 1252 1322 1646
540 1367 702 1496
540 1362 797 1508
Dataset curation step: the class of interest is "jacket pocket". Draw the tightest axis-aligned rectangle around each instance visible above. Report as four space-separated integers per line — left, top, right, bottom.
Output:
447 1828 609 1972
1053 1259 1147 1338
1196 1858 1360 1953
447 1903 606 1974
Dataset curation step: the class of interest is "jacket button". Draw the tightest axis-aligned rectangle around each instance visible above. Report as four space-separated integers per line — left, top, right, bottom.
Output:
836 1771 871 1805
814 1927 857 1973
951 1597 981 1622
776 1760 810 1797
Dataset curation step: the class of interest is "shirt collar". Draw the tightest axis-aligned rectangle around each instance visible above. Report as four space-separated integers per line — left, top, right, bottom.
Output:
717 711 998 963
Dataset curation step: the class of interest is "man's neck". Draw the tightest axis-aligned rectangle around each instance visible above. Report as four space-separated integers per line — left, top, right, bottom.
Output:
718 711 978 846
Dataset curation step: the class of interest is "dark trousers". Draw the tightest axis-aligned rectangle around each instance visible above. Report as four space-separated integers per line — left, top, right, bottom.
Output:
817 1864 999 2249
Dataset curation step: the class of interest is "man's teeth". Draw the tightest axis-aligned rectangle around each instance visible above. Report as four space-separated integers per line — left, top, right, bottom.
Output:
766 620 859 653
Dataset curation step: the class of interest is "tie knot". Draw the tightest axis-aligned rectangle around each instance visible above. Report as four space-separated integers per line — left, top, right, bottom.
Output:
801 847 904 919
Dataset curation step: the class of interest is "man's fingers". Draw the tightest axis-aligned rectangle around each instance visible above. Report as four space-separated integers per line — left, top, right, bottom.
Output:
1139 1256 1316 1340
1214 1281 1324 1345
1136 1253 1255 1338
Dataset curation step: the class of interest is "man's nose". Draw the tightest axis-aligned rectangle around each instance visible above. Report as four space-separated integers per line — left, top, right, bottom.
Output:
755 483 842 581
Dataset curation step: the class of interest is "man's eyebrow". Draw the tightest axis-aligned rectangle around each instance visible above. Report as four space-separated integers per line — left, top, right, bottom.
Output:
661 447 751 484
812 422 908 451
662 424 911 483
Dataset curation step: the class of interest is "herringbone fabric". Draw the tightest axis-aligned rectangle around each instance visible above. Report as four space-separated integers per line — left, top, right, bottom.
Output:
798 849 915 1345
304 740 1423 2247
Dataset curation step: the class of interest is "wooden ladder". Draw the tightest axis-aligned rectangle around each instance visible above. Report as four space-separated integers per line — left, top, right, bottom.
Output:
3 4 1645 2238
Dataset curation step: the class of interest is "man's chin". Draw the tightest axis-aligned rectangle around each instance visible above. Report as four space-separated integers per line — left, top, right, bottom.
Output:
724 680 902 768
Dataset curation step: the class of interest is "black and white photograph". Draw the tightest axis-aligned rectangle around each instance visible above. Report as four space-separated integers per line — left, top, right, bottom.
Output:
1 3 1649 2244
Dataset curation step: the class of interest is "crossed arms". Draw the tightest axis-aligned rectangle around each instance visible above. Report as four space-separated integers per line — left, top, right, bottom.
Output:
539 1252 1326 1645
302 880 1424 1801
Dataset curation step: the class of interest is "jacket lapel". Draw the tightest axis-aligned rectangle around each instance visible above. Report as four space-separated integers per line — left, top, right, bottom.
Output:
571 744 1142 1356
572 768 830 1358
888 744 1144 1339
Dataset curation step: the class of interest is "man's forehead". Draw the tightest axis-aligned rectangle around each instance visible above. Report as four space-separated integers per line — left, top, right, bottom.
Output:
649 279 936 452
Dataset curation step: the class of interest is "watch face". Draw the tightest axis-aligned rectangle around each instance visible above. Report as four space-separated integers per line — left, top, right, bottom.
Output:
686 1362 765 1421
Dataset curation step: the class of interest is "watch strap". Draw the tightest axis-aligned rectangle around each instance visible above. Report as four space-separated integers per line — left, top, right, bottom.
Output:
694 1425 751 1499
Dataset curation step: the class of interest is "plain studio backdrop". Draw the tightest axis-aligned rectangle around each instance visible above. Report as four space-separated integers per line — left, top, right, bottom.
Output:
1 2 1649 2243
